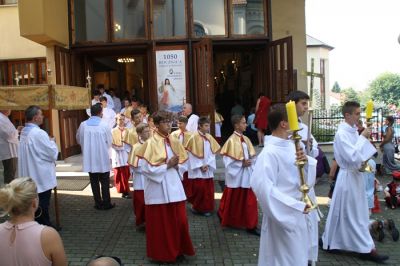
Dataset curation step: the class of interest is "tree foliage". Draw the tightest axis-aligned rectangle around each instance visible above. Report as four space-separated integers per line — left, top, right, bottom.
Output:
331 81 341 93
367 72 400 106
341 87 360 103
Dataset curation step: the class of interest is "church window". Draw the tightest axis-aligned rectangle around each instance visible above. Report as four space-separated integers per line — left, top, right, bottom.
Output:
231 0 265 35
0 0 17 5
152 0 187 39
192 0 226 37
113 0 146 40
73 0 108 42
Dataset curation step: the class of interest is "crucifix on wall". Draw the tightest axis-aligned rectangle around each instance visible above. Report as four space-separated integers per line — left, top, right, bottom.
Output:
306 58 325 109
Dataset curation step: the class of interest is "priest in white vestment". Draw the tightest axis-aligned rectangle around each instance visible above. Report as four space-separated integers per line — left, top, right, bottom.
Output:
18 106 58 226
77 103 115 210
100 96 116 129
0 110 20 183
135 111 195 262
251 104 317 266
182 103 199 133
321 101 389 263
287 91 319 263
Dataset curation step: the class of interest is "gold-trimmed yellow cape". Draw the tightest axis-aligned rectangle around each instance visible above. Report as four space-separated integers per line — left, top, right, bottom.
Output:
215 112 224 123
123 127 138 146
112 127 125 146
128 141 143 167
135 131 188 166
220 132 256 161
170 129 192 146
185 131 221 158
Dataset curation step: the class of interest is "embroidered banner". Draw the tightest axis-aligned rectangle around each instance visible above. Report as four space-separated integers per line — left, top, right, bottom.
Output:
52 85 91 110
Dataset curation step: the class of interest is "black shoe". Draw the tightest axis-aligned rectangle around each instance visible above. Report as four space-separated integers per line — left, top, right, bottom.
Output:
94 205 103 210
359 251 389 263
102 203 116 210
247 228 261 236
386 219 399 241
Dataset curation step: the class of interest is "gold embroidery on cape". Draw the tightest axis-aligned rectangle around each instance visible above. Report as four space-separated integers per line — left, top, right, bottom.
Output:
128 141 143 167
112 128 125 146
135 131 188 165
215 112 224 123
220 133 256 161
170 129 193 146
123 127 138 146
185 132 221 158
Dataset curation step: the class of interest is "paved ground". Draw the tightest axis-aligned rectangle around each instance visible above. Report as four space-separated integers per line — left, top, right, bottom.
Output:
1 148 400 265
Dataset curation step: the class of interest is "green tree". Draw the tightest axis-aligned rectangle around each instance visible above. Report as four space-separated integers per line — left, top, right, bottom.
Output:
331 81 341 93
367 72 400 106
341 87 360 103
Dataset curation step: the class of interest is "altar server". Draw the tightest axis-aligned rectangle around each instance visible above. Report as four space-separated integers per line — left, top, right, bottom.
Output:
135 111 195 262
218 115 259 235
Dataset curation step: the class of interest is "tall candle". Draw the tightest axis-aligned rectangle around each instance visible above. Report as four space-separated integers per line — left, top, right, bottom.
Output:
365 100 374 119
286 100 300 131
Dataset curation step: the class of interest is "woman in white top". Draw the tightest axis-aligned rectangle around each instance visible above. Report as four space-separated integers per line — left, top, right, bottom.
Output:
0 177 67 266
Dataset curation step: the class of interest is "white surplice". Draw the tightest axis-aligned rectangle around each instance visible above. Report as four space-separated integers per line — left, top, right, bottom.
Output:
102 92 114 110
111 128 129 168
18 124 58 193
102 107 116 129
0 112 18 160
77 117 112 173
223 141 255 188
251 135 317 266
187 139 216 179
298 119 319 158
140 144 187 205
298 119 319 262
186 114 199 133
322 122 377 253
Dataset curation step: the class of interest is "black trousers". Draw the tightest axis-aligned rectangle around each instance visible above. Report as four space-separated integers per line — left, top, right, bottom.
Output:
89 172 112 208
2 157 17 184
35 189 52 226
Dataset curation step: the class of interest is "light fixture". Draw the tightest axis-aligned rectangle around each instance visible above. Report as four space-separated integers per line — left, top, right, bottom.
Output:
115 23 121 32
117 57 135 63
231 60 236 64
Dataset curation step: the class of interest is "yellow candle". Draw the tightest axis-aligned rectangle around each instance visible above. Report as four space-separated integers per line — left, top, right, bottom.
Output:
365 100 374 119
286 100 300 131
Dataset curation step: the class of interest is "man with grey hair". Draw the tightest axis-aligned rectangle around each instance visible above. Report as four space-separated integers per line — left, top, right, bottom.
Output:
0 110 21 184
182 103 199 132
18 105 58 226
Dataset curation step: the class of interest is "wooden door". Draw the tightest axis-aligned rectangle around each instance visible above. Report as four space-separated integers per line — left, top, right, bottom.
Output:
147 42 158 112
192 38 215 134
265 36 295 103
55 47 86 159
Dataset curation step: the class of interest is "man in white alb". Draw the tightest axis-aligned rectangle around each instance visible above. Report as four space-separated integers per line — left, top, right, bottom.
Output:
182 103 199 133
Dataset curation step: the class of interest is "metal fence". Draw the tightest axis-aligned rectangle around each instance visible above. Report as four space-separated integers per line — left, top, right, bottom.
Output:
311 108 394 143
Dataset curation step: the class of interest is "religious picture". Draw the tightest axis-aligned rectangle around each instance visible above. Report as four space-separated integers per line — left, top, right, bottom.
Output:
156 50 186 113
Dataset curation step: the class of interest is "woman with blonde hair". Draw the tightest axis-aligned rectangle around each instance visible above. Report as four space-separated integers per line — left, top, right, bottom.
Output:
0 177 67 266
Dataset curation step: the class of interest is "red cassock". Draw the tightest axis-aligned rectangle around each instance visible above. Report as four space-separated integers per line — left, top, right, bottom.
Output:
189 178 215 212
145 201 195 262
133 190 145 226
182 172 193 202
113 166 130 194
218 187 258 229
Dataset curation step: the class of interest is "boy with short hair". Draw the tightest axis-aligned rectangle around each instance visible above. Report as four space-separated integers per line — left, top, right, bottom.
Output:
185 116 220 216
219 115 259 235
321 101 389 263
129 123 151 226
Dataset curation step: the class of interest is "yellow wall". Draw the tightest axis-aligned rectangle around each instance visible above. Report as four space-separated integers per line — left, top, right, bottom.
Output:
271 0 307 92
0 5 46 60
18 0 68 46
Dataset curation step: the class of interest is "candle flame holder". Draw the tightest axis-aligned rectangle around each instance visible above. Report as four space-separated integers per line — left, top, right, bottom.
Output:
291 128 318 211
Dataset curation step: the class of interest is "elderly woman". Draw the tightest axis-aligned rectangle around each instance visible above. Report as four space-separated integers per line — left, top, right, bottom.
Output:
0 177 67 266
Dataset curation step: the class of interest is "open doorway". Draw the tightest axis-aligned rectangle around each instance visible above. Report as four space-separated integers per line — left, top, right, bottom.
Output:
91 55 147 107
213 45 264 140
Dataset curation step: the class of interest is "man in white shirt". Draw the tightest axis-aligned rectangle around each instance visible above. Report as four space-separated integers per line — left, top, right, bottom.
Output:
250 104 317 266
321 101 389 263
182 103 199 133
100 96 117 129
98 84 114 111
77 103 115 210
109 89 121 113
0 110 20 184
86 89 101 117
18 106 59 226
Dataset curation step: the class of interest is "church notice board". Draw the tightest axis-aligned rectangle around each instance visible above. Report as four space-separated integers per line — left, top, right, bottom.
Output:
0 85 90 110
155 45 189 114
